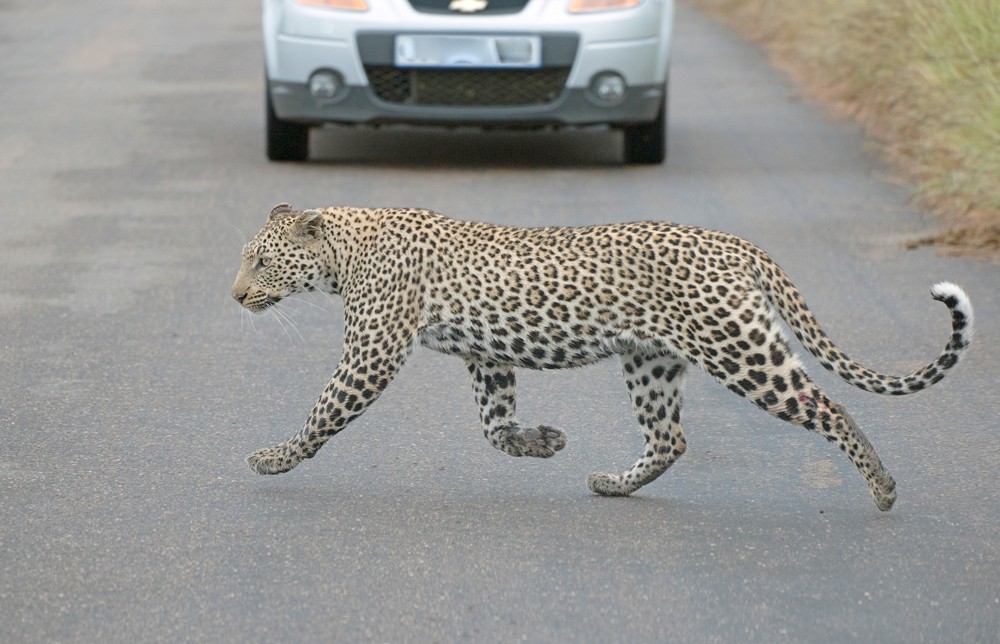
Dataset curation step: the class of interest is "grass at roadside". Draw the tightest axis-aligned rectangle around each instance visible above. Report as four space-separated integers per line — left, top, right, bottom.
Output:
686 0 1000 261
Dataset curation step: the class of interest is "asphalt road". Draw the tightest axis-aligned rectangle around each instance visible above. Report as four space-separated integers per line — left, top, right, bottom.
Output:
2 1 998 642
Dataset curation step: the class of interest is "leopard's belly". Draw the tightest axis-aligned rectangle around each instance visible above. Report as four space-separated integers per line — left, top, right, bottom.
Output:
417 323 616 370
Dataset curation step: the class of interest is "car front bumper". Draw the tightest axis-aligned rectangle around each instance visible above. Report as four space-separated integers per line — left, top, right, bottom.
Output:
269 79 666 127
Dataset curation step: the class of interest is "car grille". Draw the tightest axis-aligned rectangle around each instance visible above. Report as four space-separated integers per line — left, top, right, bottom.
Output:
364 66 570 106
407 0 531 15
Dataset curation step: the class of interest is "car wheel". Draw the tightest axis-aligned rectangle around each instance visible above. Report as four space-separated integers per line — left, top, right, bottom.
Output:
622 86 668 165
266 85 309 162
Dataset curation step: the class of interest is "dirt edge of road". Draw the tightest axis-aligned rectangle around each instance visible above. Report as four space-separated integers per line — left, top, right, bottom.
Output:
685 0 1000 263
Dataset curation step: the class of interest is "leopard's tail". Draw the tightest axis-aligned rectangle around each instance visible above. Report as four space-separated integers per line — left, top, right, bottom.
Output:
753 257 973 395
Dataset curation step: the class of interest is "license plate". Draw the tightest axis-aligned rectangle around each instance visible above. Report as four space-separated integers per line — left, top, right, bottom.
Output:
394 34 542 69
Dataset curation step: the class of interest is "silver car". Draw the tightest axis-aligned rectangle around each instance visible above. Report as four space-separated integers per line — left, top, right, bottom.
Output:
264 0 674 163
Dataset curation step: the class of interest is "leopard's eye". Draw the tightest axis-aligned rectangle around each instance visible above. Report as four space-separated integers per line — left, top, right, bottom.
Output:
255 257 272 270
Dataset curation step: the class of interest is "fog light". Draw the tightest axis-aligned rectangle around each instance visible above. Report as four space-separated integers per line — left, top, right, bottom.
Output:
590 72 627 105
308 70 342 99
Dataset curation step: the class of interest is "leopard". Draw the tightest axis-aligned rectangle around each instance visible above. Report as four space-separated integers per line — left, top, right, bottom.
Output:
232 203 974 511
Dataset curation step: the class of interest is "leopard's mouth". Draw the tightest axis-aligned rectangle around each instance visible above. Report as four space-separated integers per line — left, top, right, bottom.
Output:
243 295 282 313
260 296 282 310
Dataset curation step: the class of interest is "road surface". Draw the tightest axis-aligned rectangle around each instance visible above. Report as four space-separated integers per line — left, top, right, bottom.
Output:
1 1 997 642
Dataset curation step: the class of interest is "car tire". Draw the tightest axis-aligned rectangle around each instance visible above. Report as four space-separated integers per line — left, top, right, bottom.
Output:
266 85 309 162
622 84 668 165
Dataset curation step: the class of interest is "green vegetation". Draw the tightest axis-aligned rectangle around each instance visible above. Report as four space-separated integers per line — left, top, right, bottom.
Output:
688 0 1000 259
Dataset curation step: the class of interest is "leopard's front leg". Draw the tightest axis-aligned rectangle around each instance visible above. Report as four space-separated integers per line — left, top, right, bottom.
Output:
247 316 415 474
245 362 358 473
466 359 567 458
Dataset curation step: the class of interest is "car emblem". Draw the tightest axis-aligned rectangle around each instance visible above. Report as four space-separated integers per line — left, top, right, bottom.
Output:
448 0 489 13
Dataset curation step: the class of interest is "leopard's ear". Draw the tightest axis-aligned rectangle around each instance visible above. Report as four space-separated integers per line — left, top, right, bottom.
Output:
289 209 324 243
269 203 293 219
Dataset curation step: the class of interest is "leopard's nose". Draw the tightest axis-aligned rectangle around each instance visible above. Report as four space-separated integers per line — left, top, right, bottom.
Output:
233 291 247 304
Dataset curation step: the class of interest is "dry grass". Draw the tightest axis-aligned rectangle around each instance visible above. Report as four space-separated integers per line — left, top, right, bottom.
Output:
686 0 1000 261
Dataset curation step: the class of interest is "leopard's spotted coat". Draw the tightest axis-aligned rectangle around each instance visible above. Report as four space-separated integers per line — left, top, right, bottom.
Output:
232 204 974 510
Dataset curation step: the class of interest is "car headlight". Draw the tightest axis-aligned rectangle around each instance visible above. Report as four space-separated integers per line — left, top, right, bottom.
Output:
567 0 642 13
296 0 368 10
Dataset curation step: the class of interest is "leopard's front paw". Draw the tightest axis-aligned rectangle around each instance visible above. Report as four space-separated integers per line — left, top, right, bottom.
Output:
246 443 300 475
586 472 636 496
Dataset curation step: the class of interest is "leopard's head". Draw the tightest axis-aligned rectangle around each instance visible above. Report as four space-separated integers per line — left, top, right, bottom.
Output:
232 203 327 312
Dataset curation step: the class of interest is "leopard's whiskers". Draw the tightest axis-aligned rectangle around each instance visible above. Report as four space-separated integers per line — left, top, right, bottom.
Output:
269 301 305 343
229 221 248 246
315 289 341 308
284 295 327 313
245 307 261 339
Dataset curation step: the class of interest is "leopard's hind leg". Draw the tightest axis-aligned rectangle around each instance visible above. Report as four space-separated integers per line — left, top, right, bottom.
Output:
717 322 897 511
466 359 567 458
588 353 688 496
786 384 897 511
